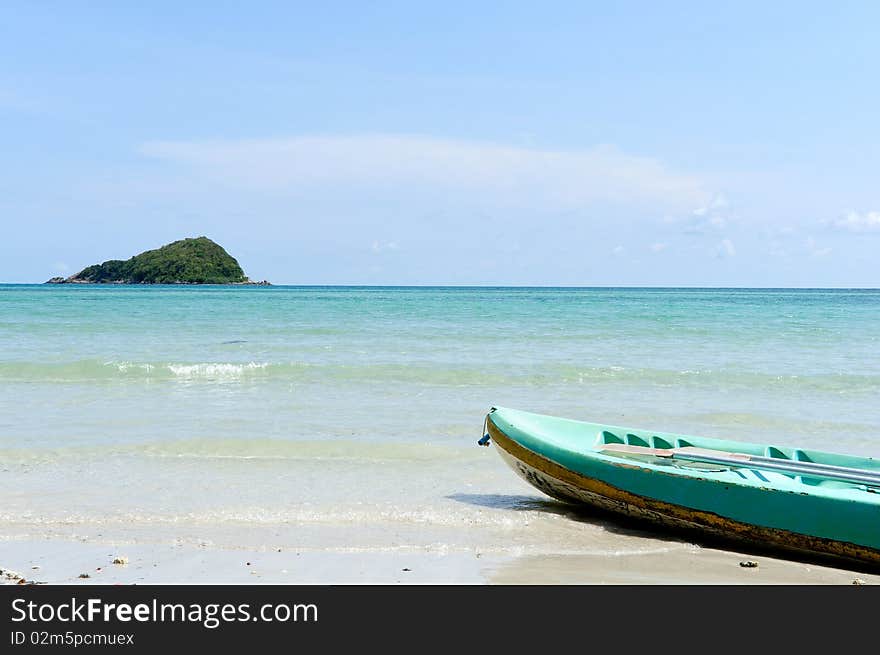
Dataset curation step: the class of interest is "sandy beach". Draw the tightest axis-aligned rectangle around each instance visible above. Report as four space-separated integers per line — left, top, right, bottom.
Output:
4 514 879 586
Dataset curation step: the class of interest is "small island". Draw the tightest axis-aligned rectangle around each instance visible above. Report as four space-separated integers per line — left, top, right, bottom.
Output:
46 236 270 285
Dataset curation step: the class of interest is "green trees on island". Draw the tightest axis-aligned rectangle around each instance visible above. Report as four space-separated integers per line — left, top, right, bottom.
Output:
48 237 267 285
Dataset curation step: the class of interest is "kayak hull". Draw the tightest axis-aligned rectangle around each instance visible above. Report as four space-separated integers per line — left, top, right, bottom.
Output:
486 409 880 569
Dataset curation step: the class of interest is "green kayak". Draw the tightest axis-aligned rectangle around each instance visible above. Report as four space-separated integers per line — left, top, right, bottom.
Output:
482 406 880 568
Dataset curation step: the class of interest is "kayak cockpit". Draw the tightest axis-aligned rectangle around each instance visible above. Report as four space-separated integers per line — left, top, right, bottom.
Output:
594 427 880 490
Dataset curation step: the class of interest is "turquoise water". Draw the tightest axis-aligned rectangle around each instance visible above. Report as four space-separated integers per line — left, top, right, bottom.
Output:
2 285 879 560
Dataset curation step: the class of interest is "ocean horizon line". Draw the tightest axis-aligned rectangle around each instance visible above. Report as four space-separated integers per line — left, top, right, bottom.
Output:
2 282 879 291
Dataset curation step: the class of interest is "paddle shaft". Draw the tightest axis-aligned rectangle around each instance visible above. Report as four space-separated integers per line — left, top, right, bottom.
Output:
598 442 880 487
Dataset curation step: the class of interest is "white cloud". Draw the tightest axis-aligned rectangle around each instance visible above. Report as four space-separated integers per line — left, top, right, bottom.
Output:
139 134 711 211
371 240 399 253
715 238 736 258
612 245 625 256
827 211 880 233
692 194 728 216
664 194 731 234
805 236 832 257
650 242 668 253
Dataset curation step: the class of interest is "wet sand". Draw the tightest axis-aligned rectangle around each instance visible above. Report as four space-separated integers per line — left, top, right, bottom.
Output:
3 533 877 585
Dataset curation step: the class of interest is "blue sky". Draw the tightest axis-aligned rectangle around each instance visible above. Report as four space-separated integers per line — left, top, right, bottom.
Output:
2 1 879 285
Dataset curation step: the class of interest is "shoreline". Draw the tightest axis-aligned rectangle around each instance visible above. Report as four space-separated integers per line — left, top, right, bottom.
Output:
43 278 271 286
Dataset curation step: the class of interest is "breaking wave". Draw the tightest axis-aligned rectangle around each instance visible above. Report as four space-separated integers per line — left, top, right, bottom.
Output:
1 359 878 393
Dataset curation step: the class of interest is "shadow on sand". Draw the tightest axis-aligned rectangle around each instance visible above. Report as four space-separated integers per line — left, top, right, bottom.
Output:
447 492 880 576
447 492 677 540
